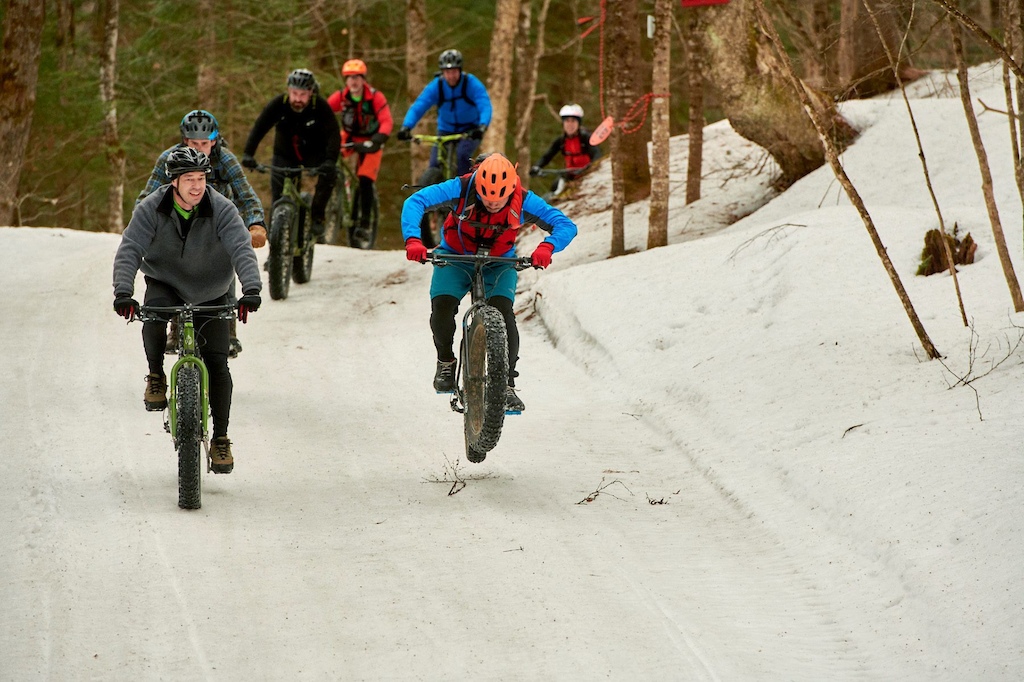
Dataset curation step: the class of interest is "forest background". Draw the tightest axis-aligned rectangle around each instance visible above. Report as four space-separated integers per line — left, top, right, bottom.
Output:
0 0 1003 249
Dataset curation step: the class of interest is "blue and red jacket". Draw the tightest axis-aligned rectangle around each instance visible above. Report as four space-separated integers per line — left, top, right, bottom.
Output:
401 173 577 257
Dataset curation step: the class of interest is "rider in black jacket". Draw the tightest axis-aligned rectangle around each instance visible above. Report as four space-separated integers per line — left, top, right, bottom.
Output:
242 68 341 236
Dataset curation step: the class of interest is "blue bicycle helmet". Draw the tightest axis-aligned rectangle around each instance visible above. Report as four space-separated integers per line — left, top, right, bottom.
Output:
180 109 219 141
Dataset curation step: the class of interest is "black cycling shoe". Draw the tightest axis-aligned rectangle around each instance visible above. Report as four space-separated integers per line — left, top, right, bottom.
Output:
433 359 457 393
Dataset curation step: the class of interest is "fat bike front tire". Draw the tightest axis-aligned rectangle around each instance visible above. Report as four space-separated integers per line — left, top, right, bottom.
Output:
349 184 380 250
175 365 203 510
268 202 294 300
462 305 508 458
293 192 315 284
324 176 349 246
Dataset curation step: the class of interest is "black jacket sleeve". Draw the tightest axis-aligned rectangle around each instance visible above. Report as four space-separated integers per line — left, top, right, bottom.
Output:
536 135 565 169
244 97 285 157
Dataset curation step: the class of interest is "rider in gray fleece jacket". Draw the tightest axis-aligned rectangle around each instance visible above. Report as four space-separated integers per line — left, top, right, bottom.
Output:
113 146 263 475
113 183 261 302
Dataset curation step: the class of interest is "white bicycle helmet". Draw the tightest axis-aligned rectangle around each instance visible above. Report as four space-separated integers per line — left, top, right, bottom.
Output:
559 103 584 120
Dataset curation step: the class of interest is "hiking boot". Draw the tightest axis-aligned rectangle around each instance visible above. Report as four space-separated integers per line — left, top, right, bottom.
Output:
210 436 234 474
433 359 457 393
144 373 168 411
165 319 178 355
505 386 525 413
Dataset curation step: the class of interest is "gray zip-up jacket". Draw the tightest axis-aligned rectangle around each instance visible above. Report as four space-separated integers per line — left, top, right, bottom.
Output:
113 184 262 302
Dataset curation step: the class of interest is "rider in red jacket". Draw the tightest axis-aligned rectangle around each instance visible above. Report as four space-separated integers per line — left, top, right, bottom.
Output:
326 59 393 246
529 104 603 193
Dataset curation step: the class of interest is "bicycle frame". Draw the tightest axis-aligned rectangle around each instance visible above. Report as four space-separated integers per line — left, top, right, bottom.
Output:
138 304 235 437
411 132 471 181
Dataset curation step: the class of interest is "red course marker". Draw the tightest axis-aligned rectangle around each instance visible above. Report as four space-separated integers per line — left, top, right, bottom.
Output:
590 116 614 146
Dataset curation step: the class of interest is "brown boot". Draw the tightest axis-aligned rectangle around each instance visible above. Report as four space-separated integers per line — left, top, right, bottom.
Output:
210 436 234 474
144 373 167 411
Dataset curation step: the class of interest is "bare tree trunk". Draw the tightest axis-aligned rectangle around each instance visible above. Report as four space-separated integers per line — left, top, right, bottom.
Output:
648 0 671 249
754 0 941 359
839 0 905 98
514 0 554 188
682 10 706 204
607 0 652 208
864 0 967 326
197 0 219 107
309 0 334 74
0 0 46 226
406 0 430 183
99 0 126 233
609 124 627 256
56 0 76 72
950 16 1024 311
697 0 857 189
1003 0 1024 208
482 0 522 154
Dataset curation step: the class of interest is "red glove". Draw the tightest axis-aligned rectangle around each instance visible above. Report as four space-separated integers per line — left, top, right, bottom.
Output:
531 242 554 268
405 237 428 263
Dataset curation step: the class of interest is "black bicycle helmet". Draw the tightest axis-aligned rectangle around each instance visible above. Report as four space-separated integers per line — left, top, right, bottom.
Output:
286 68 317 91
438 49 463 70
165 146 212 179
180 109 219 141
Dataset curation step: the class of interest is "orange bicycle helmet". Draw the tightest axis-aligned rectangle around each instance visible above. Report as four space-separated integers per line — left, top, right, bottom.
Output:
341 59 367 77
475 153 518 201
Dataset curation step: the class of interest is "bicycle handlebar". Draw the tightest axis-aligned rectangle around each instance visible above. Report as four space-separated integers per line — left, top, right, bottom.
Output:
533 164 591 178
409 132 472 145
136 303 237 322
428 251 535 271
252 164 327 176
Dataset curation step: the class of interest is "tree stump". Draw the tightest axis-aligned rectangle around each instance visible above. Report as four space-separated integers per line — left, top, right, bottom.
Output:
917 227 976 276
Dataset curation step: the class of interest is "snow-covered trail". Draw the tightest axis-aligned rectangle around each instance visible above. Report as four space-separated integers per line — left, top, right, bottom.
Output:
1 228 949 680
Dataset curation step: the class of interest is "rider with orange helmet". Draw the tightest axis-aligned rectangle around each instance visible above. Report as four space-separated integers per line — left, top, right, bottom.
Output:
325 58 393 246
401 153 577 412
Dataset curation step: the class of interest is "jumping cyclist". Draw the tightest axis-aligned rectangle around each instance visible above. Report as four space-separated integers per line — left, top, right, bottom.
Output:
401 153 576 412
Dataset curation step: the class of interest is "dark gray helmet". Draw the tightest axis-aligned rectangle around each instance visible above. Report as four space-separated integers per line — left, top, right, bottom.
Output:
286 68 316 91
165 146 212 179
180 109 219 141
438 49 463 70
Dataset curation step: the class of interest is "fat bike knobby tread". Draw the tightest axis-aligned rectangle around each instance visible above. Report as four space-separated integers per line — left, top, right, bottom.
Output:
463 305 508 458
349 185 380 250
293 191 315 284
324 177 349 246
268 202 294 300
175 364 203 510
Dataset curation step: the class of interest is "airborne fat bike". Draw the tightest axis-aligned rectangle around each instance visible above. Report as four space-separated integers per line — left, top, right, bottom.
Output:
136 303 237 510
254 164 323 300
405 132 473 247
324 143 380 249
429 250 533 464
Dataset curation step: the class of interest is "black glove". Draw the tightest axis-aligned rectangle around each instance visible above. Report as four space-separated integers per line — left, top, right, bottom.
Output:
237 292 261 324
529 165 541 177
469 125 487 140
241 154 258 170
396 126 412 142
113 296 139 321
360 132 388 154
317 161 337 179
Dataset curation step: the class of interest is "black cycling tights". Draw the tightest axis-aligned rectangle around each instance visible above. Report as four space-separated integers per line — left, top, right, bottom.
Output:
430 294 520 385
142 278 233 438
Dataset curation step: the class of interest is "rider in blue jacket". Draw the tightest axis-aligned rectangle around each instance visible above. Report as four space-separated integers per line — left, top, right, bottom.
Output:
401 153 576 412
396 49 492 178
